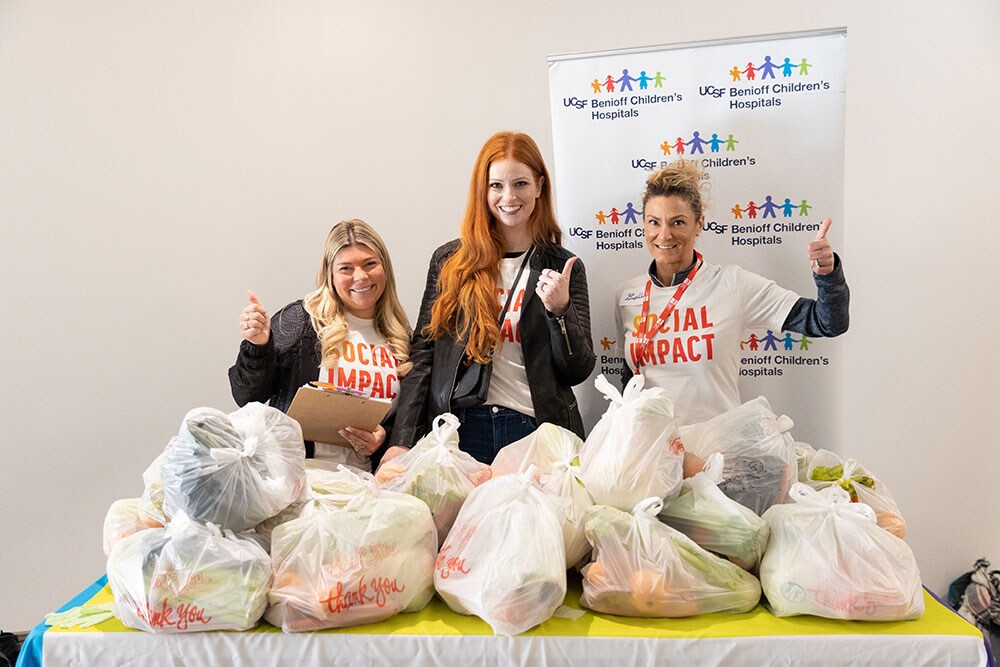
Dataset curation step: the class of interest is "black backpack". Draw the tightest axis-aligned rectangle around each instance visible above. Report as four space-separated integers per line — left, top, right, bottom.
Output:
0 630 20 667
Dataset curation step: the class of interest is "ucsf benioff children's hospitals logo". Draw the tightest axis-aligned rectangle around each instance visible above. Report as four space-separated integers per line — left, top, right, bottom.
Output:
561 64 682 121
699 53 830 110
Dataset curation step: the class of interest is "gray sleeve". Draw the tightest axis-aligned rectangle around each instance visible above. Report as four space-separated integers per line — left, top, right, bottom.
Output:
781 253 850 337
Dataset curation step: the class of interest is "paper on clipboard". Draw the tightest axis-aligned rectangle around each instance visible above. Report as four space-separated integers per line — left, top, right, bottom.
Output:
286 383 391 447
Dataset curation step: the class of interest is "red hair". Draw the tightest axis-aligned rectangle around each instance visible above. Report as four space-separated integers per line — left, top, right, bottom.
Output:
426 131 562 363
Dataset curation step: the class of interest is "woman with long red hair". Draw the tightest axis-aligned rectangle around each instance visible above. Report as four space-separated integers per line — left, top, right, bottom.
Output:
387 131 596 464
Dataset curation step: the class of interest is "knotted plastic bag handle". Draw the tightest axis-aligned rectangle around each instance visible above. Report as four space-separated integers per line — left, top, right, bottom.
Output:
787 482 877 523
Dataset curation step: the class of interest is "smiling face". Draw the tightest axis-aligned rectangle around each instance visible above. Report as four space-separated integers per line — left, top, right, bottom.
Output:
643 195 703 283
331 243 386 319
487 158 543 250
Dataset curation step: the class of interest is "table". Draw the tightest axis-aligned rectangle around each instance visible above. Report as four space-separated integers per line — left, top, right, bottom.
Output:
17 576 993 667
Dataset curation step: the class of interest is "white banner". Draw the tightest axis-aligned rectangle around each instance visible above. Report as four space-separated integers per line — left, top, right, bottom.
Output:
548 29 847 449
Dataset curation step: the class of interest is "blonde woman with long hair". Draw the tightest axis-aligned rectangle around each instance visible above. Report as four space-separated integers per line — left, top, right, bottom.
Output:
229 219 411 472
387 131 596 465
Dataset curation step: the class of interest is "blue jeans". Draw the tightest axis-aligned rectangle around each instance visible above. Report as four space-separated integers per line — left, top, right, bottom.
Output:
454 405 538 465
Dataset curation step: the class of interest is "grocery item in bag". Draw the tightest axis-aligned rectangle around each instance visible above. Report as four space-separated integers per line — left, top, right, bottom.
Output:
375 413 490 546
680 396 795 516
581 498 761 617
658 453 769 570
580 374 685 511
255 465 378 543
162 403 306 532
794 441 819 483
491 423 595 568
107 512 272 632
265 487 437 631
434 468 566 635
138 453 168 527
760 483 923 620
805 449 907 538
104 498 159 557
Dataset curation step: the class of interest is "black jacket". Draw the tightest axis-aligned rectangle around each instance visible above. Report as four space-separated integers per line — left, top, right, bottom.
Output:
390 240 596 446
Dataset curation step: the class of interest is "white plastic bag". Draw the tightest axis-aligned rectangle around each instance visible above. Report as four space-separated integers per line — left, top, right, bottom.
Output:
794 441 819 483
374 413 491 546
760 483 923 620
265 486 437 631
658 453 770 570
255 465 379 544
580 375 685 511
680 396 795 516
581 498 761 617
138 453 168 527
804 449 907 538
103 498 158 557
491 423 595 568
434 468 567 635
107 512 272 632
162 403 306 531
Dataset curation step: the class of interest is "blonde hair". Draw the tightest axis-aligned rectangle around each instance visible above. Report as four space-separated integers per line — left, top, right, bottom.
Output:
642 159 707 221
302 219 413 376
426 131 561 363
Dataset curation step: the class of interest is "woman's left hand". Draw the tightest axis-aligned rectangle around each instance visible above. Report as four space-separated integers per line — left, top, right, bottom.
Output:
340 424 386 457
535 256 578 316
808 218 836 276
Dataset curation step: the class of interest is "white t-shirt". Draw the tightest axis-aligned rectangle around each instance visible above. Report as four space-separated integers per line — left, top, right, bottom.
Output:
314 313 398 472
614 261 798 425
485 251 535 416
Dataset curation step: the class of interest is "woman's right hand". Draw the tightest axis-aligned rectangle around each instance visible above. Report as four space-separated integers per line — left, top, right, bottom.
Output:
240 290 270 346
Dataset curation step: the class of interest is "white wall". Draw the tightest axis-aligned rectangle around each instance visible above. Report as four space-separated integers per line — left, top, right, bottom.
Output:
2 0 998 631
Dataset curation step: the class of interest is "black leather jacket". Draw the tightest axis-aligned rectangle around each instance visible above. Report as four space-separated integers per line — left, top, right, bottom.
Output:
390 240 596 445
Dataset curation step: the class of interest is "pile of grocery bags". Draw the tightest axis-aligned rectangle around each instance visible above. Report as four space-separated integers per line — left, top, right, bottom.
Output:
100 374 923 636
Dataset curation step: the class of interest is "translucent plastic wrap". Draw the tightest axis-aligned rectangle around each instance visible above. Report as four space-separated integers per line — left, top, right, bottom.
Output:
794 441 819 483
804 449 907 538
680 396 796 516
107 512 272 632
103 498 158 557
760 484 923 620
374 413 491 546
138 453 168 527
434 469 566 635
580 375 685 511
581 498 761 617
658 453 770 570
265 487 437 631
491 423 595 568
162 403 306 531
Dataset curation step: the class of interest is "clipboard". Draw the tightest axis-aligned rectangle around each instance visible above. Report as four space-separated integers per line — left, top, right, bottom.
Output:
286 383 391 447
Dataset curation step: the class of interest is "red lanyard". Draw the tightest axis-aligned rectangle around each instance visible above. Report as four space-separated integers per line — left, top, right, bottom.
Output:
634 251 703 372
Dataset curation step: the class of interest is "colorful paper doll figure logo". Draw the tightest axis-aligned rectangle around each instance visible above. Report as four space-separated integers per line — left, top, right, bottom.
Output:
591 68 667 93
729 56 813 81
594 202 642 225
732 196 811 219
660 132 739 155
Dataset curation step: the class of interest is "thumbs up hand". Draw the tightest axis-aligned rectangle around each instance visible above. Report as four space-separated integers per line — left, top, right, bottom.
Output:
808 218 835 276
535 255 578 316
240 290 271 345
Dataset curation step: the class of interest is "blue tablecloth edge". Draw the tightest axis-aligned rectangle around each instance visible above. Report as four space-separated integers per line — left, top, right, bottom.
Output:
15 574 108 667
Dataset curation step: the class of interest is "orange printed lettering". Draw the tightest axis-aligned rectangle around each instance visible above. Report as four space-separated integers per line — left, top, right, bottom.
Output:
357 370 372 392
356 344 370 365
337 367 357 388
435 545 471 579
371 373 385 399
511 289 524 312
